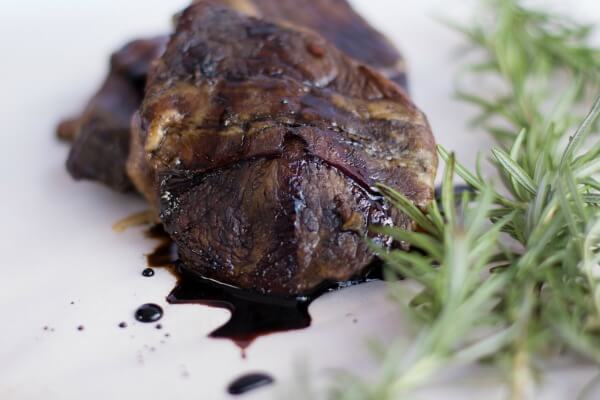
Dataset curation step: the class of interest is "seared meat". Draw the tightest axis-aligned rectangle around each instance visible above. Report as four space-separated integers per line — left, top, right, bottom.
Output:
129 3 437 295
60 0 406 192
201 0 407 87
61 37 167 191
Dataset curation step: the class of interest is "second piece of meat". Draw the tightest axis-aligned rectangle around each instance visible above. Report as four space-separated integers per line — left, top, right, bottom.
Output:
63 37 168 191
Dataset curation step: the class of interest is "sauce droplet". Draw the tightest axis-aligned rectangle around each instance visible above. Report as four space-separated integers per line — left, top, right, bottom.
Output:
77 325 84 331
142 268 155 277
227 373 274 395
135 304 163 323
118 322 127 328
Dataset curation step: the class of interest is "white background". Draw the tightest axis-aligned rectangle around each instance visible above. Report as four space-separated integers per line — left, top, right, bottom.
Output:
1 1 599 399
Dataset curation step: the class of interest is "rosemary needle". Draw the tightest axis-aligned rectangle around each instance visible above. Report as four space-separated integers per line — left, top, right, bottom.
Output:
327 1 600 399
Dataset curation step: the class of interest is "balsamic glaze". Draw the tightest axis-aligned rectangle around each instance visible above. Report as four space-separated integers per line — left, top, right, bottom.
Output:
168 269 312 350
142 268 155 277
135 304 163 323
144 225 382 350
227 373 274 395
169 263 380 351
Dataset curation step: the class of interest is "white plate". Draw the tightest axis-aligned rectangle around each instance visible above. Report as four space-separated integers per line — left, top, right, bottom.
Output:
1 1 599 399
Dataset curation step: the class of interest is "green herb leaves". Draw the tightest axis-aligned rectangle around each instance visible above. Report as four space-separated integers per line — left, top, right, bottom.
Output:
331 1 600 398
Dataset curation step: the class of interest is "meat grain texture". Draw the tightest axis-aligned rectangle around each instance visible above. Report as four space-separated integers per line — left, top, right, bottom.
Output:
60 0 408 192
60 0 437 296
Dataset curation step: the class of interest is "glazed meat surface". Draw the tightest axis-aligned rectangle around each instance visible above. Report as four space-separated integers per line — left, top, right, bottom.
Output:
59 0 407 192
60 37 168 191
129 3 437 295
203 0 407 87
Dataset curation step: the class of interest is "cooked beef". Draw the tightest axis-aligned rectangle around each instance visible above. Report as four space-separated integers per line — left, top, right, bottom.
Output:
200 0 408 87
59 0 406 192
128 3 437 295
60 37 168 191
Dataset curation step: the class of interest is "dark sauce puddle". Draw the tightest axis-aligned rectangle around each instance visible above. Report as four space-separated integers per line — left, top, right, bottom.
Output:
135 185 469 392
144 225 381 353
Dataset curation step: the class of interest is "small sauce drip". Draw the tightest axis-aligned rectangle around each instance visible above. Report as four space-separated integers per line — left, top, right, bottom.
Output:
142 268 155 277
227 373 274 395
135 303 163 323
144 225 382 351
118 322 127 328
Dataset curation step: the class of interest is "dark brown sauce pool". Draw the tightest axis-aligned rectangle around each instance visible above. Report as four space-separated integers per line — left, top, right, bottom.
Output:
144 225 382 352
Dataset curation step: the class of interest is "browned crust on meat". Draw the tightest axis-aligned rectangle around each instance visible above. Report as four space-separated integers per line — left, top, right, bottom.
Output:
135 3 436 208
127 3 436 295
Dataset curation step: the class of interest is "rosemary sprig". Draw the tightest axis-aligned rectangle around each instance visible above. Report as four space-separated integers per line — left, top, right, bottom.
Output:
327 1 600 399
